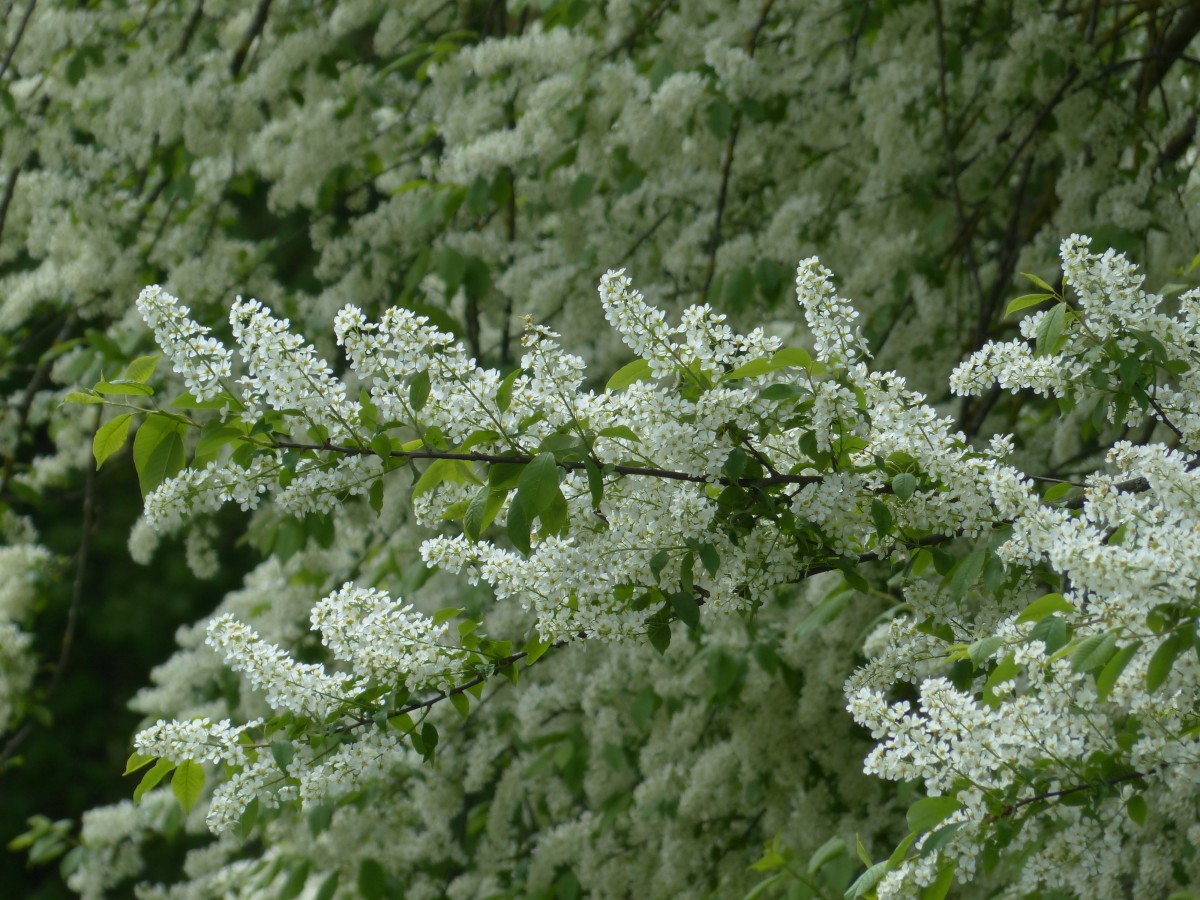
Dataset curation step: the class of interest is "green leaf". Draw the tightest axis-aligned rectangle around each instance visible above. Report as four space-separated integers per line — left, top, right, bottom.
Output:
649 549 670 581
707 97 733 139
584 457 604 511
946 547 986 599
669 591 700 630
496 368 521 413
171 759 204 813
132 414 187 497
891 472 918 501
982 654 1019 708
93 414 133 468
1126 793 1147 826
1021 271 1057 293
1071 629 1119 673
464 485 491 541
597 425 639 441
368 479 384 515
123 354 161 384
524 632 552 665
1034 301 1069 357
808 835 846 875
314 871 340 900
606 358 652 391
516 452 562 517
134 758 174 805
278 860 311 900
920 860 956 900
506 493 531 556
64 390 104 404
870 498 893 536
449 691 470 720
1004 293 1054 317
1147 632 1187 692
907 795 962 834
1095 640 1140 702
412 458 456 498
1042 481 1075 502
646 609 672 655
569 172 596 207
93 379 154 397
1016 593 1073 624
795 592 847 638
233 796 259 841
270 740 295 770
124 751 155 776
967 636 1004 668
357 859 388 900
845 860 888 899
408 370 431 412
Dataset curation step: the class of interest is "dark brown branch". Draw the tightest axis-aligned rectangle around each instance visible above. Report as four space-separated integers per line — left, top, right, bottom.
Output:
0 0 36 81
267 438 823 489
230 0 271 78
0 163 20 246
0 406 99 770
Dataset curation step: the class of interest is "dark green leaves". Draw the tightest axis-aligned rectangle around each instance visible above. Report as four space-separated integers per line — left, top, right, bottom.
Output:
133 414 187 496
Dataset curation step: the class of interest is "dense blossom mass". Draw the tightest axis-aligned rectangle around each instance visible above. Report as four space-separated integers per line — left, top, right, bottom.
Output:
0 1 1198 899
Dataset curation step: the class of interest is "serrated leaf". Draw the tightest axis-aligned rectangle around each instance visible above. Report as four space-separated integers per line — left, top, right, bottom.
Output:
1126 793 1147 826
449 691 470 719
1034 301 1069 357
1021 271 1057 293
233 796 259 841
920 860 956 900
795 592 847 638
947 547 986 599
597 425 639 441
1042 481 1074 502
64 391 104 404
368 479 384 515
124 751 156 776
669 590 700 630
524 632 551 665
1095 640 1140 702
93 379 154 397
433 607 461 626
1071 629 1119 673
516 452 561 518
891 471 918 501
134 757 175 805
132 414 186 497
93 413 133 468
968 636 1004 668
171 759 204 813
270 740 295 770
982 654 1019 708
496 368 521 412
1016 592 1073 624
123 354 161 384
1147 632 1186 692
584 457 604 511
412 458 456 498
846 860 889 898
646 609 671 655
506 493 531 556
870 498 893 536
907 795 962 834
408 370 431 412
1005 293 1054 317
808 835 846 875
606 358 652 392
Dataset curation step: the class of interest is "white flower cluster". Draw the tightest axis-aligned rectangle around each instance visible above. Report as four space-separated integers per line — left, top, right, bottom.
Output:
134 716 263 768
204 614 357 720
311 582 470 689
135 286 233 402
